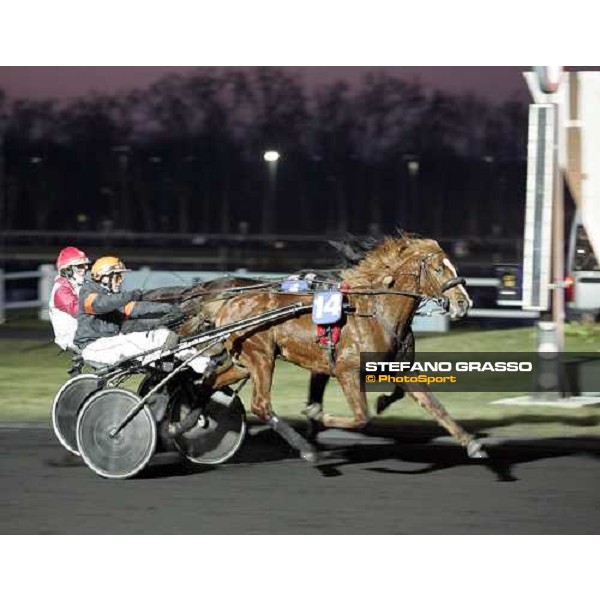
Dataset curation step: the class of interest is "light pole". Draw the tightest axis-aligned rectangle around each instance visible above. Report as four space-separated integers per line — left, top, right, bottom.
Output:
112 145 131 230
0 127 5 232
406 156 420 230
30 156 44 228
483 155 495 236
0 115 6 270
262 150 280 235
0 109 7 233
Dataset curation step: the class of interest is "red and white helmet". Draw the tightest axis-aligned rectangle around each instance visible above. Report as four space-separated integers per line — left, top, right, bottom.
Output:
56 247 91 286
56 247 90 272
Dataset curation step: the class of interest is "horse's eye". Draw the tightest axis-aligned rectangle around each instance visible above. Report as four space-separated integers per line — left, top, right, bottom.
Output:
436 266 444 274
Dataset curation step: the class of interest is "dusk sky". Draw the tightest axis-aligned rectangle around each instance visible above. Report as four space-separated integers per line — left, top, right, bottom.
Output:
0 66 531 103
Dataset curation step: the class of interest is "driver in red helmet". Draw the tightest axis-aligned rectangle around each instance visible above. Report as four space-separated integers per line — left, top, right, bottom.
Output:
49 247 91 350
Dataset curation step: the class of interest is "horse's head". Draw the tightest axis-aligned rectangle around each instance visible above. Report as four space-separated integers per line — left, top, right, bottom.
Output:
390 238 471 320
412 241 472 320
344 235 471 321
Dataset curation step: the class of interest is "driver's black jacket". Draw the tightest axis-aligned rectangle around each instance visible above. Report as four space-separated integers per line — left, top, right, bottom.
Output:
74 279 175 348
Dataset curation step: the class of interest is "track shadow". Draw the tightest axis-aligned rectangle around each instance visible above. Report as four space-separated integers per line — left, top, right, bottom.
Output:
313 441 600 482
240 420 600 483
147 420 600 481
139 455 217 480
44 451 87 468
316 442 467 478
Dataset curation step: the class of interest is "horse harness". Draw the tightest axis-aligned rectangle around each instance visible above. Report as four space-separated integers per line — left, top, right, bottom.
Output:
299 251 466 373
163 252 466 375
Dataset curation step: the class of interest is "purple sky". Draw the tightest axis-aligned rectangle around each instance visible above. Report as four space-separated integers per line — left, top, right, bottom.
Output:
0 66 531 103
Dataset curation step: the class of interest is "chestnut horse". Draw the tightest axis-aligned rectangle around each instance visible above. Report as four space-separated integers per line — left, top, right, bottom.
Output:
198 235 486 461
146 244 415 418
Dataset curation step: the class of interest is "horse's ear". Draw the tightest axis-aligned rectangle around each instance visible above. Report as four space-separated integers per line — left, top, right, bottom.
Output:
382 275 394 288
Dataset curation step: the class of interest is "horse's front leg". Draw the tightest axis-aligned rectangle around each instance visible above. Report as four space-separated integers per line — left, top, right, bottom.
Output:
316 367 370 430
375 328 415 414
405 383 488 459
375 384 406 415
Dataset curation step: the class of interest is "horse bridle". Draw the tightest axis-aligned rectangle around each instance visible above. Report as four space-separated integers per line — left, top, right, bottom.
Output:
372 250 466 299
417 251 466 294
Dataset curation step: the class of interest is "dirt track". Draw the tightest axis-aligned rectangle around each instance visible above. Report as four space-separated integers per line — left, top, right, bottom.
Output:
2 426 600 534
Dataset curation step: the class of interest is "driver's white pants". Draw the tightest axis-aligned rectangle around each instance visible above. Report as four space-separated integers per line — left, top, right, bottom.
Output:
81 330 173 366
81 330 212 374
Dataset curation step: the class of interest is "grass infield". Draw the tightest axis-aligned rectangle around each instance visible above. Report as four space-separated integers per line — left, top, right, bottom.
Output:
1 320 599 439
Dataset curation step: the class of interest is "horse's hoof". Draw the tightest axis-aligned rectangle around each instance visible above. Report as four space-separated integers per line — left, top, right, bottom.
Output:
467 440 489 460
301 450 319 464
302 403 324 421
375 394 402 415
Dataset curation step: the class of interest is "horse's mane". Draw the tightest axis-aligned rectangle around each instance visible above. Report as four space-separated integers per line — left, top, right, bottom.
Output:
340 232 439 287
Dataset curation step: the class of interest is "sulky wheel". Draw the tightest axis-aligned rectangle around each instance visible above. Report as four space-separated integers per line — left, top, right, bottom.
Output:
171 389 246 465
52 374 102 456
76 388 156 479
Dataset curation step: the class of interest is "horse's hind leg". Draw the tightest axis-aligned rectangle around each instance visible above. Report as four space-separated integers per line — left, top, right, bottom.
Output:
305 373 329 441
211 364 250 389
246 349 318 463
406 384 488 459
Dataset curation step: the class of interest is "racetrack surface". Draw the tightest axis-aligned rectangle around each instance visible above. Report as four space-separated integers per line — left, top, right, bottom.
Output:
2 426 600 534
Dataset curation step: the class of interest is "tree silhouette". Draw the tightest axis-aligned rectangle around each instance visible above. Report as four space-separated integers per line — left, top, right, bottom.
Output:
0 68 528 242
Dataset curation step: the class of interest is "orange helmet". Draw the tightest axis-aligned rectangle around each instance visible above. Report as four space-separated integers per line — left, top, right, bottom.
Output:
91 256 129 281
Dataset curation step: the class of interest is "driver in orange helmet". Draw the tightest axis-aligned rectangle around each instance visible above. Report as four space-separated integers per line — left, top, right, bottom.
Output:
74 256 189 367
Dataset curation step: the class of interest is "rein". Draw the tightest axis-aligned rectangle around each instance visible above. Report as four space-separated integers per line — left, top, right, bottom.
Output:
155 281 276 303
157 251 466 316
346 288 424 299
